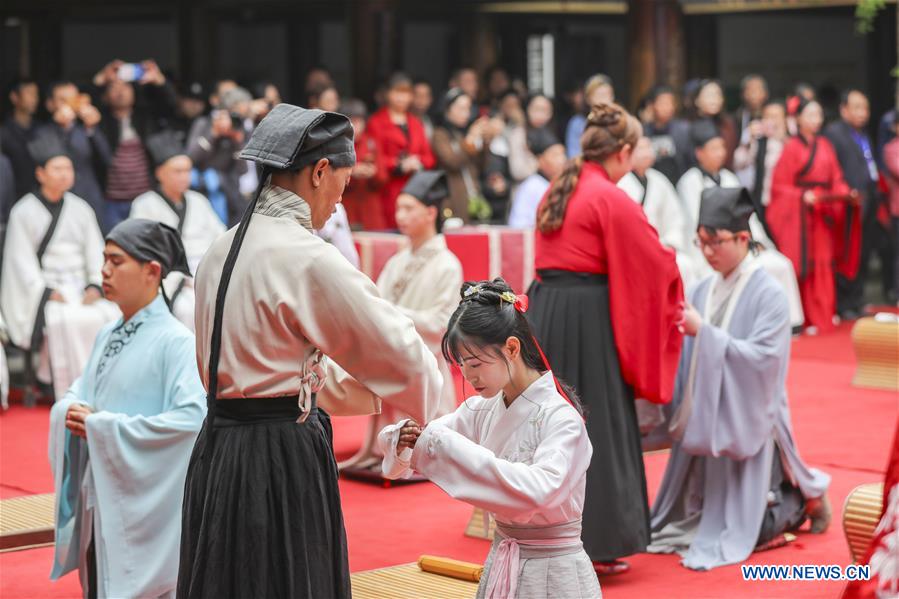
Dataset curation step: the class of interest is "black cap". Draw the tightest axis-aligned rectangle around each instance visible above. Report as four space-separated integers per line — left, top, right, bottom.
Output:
400 170 448 207
27 133 69 166
105 218 190 278
238 103 356 171
179 81 206 101
145 131 187 167
526 127 562 156
339 98 368 120
698 186 754 233
690 119 722 148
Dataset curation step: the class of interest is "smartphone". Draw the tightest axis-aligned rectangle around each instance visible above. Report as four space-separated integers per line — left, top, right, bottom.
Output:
117 63 145 83
65 93 91 112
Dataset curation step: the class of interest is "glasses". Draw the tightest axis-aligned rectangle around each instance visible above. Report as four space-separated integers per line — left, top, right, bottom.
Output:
693 235 737 250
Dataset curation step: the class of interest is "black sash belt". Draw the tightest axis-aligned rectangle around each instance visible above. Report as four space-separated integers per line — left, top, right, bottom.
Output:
212 394 315 427
536 269 609 287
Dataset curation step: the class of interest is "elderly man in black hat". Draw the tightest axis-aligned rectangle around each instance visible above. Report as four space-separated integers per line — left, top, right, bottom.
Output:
649 186 831 571
177 104 442 598
49 218 206 599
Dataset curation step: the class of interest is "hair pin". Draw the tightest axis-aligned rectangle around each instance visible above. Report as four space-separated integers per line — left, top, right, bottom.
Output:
500 291 529 313
463 285 482 298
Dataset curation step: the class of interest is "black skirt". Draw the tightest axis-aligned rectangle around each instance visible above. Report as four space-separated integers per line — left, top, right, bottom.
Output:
528 270 650 562
177 397 350 598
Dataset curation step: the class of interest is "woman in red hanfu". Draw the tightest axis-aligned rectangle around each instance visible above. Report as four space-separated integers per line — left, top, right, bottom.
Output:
366 73 435 229
768 96 861 333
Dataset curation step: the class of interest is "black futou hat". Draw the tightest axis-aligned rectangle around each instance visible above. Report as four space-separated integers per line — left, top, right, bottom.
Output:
27 133 69 166
698 186 755 233
238 103 356 172
145 131 187 167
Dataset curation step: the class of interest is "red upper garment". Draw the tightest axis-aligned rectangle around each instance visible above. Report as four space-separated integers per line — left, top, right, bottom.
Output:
767 135 861 280
366 108 435 228
343 131 388 230
535 161 684 404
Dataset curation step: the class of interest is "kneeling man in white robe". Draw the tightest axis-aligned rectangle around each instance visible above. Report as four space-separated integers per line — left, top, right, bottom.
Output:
649 187 831 571
619 136 698 287
341 171 463 473
677 121 803 328
1 134 119 399
130 131 225 331
49 219 206 598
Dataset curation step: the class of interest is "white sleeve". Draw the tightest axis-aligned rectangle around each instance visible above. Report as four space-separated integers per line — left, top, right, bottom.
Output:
378 400 483 479
395 260 462 348
658 175 688 252
0 206 47 346
410 407 591 521
507 182 534 229
81 203 105 288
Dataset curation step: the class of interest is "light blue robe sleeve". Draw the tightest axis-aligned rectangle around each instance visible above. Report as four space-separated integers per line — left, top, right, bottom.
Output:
49 393 90 580
679 280 790 461
49 348 99 581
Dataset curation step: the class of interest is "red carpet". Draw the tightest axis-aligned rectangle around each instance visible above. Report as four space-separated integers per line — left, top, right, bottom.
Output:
1 322 895 598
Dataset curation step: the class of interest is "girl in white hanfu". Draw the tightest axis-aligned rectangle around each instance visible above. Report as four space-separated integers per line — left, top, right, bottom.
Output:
379 278 601 599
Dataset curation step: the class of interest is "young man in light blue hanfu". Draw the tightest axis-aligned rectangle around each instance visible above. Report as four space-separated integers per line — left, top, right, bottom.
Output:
49 218 206 598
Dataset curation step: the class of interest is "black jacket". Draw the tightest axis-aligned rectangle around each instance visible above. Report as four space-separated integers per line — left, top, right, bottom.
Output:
823 120 880 212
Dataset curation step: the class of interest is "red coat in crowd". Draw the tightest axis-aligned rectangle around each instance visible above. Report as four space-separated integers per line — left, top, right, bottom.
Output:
767 134 861 331
365 108 435 229
342 131 388 231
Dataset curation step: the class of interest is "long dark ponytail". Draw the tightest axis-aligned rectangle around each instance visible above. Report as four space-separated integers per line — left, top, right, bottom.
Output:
537 102 642 233
441 278 584 417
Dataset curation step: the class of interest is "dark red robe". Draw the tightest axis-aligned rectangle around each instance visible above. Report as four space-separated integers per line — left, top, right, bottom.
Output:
767 135 861 331
535 162 684 404
365 108 435 229
342 131 388 231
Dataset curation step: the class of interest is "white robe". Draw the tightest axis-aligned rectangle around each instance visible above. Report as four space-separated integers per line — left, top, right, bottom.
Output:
130 189 226 331
619 169 700 288
1 192 119 399
379 372 600 599
507 173 550 230
676 168 804 327
376 234 462 416
194 183 442 424
49 295 206 598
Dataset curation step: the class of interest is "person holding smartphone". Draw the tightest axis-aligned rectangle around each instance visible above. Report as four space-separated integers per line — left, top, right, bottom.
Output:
91 59 178 232
37 80 111 224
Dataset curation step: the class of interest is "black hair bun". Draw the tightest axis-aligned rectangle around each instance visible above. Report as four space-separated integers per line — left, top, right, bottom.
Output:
459 278 515 304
